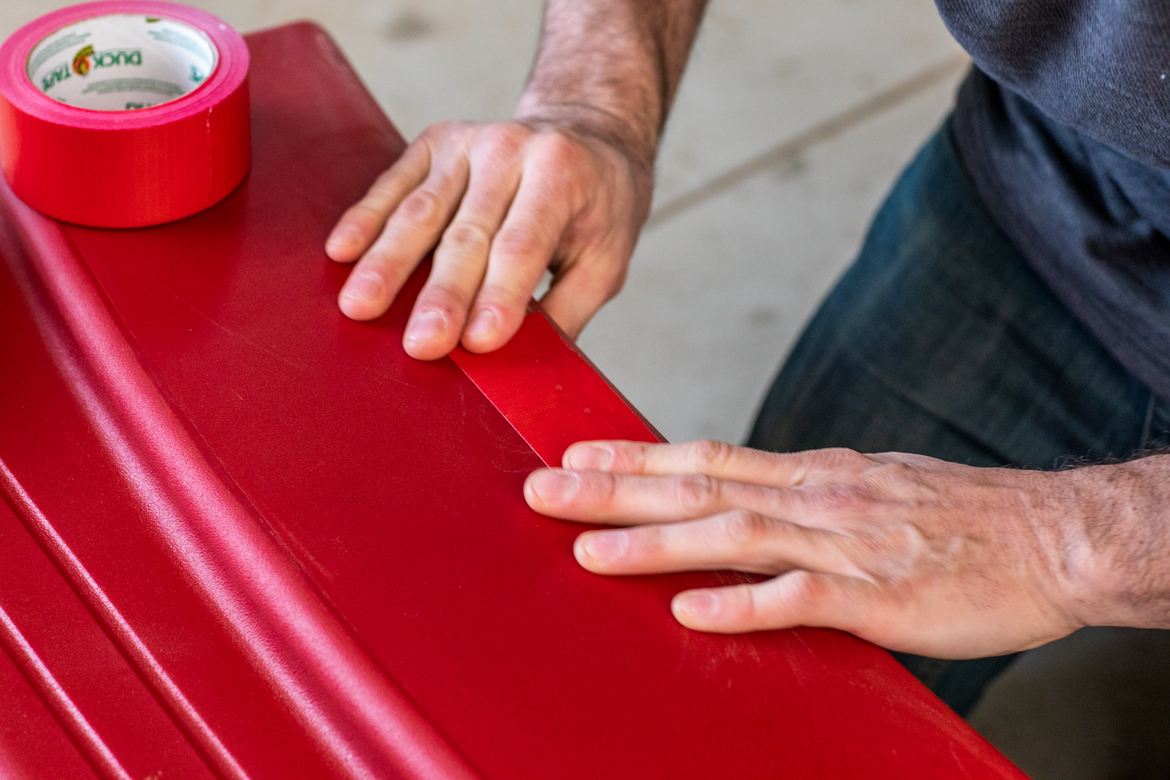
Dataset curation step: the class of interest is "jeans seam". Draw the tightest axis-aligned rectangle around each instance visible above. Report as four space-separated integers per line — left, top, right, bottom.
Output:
1147 397 1170 450
1139 392 1157 449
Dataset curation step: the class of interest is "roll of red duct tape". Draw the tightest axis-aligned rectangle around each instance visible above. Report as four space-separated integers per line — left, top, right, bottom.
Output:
0 2 249 228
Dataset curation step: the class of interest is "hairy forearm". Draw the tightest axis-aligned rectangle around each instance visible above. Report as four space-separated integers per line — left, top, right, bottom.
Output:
1057 453 1170 629
516 0 709 169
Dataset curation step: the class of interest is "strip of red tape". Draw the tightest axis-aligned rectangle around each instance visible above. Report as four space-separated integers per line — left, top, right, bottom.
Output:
450 308 663 467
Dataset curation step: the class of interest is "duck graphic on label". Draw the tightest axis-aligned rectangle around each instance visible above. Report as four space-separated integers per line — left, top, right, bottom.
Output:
72 44 94 76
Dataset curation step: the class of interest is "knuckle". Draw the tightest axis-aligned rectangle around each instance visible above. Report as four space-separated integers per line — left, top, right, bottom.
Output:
863 461 914 494
532 132 591 176
397 188 446 225
594 472 619 509
721 510 771 547
880 460 918 480
421 120 461 141
817 447 870 469
475 123 526 162
492 225 545 262
673 474 719 513
786 571 829 606
534 129 578 159
803 482 864 513
687 439 735 472
439 221 493 256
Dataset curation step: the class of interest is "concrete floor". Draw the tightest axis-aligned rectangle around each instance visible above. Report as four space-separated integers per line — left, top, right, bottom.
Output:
4 1 1169 777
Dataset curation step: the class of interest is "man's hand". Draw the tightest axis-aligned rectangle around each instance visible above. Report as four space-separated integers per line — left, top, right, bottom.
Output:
326 116 651 360
326 0 708 359
524 440 1170 659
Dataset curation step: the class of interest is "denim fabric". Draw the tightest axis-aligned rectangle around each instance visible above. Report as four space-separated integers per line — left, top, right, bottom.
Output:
746 119 1170 718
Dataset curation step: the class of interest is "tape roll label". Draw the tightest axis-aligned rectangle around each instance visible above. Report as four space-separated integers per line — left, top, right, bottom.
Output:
26 15 218 111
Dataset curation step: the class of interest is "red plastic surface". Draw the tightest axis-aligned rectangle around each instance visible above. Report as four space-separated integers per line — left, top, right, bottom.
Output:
0 20 1027 780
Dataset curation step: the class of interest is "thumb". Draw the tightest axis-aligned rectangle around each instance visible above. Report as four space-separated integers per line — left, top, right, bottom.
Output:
540 252 627 339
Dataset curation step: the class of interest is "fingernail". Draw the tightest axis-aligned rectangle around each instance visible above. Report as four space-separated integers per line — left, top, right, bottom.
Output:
567 444 613 471
674 591 719 622
580 530 628 563
341 271 383 302
466 309 497 342
404 310 447 346
529 469 579 505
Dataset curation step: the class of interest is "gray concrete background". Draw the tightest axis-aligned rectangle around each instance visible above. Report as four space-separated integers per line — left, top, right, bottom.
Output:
4 2 1168 777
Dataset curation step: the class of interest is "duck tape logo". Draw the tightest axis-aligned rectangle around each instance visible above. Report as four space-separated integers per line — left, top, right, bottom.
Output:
71 44 143 77
71 44 94 76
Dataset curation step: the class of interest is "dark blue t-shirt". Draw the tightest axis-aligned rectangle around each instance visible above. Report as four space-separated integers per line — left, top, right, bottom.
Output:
934 0 1170 403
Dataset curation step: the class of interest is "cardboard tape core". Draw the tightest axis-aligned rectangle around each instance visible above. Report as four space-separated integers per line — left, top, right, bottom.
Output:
27 14 218 111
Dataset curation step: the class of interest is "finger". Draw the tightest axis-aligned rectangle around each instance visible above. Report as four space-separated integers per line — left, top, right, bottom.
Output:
338 152 470 322
539 254 624 339
573 510 866 579
529 462 898 534
673 574 1051 658
524 468 781 525
563 439 871 486
671 570 882 636
326 140 432 263
461 139 577 353
405 140 524 359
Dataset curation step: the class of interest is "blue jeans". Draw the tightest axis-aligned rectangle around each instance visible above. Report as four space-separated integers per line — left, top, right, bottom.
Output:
746 119 1170 718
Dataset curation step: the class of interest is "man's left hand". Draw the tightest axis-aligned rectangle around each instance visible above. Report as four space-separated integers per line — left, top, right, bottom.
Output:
524 440 1170 659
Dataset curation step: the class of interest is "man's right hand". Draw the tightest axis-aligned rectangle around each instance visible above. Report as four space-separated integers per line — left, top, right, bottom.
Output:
325 115 653 361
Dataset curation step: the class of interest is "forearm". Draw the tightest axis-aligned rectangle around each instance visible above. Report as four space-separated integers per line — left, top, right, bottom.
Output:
516 0 709 170
1059 453 1170 630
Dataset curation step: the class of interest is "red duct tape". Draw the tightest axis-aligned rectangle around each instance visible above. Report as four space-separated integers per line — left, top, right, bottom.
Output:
0 1 249 228
450 305 664 467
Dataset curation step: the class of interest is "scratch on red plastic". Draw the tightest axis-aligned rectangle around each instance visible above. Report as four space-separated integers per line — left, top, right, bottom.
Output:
450 306 664 467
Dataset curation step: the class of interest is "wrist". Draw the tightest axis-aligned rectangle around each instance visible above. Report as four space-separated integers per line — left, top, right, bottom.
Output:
514 99 657 178
1051 455 1170 630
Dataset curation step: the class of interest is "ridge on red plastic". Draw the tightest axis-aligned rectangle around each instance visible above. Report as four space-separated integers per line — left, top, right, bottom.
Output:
450 309 663 466
0 165 480 780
